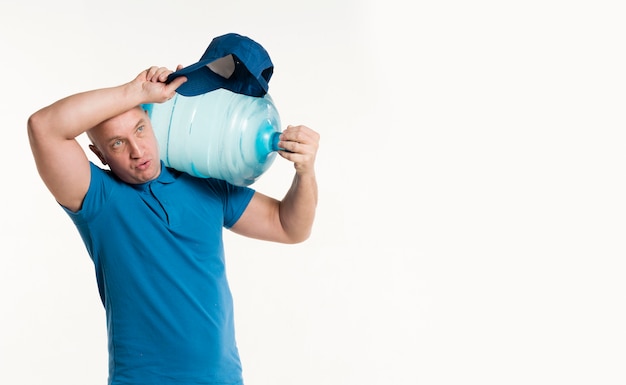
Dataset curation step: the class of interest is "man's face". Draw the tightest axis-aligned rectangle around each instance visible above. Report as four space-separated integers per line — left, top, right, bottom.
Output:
89 107 161 184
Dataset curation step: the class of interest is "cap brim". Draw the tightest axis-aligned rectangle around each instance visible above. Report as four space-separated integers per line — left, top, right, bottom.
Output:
170 65 229 97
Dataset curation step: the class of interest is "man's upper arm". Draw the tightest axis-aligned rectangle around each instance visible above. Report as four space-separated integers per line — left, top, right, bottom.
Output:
28 113 91 212
229 192 289 243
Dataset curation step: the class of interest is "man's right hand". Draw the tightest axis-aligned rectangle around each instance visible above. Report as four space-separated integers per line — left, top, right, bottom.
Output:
131 66 187 105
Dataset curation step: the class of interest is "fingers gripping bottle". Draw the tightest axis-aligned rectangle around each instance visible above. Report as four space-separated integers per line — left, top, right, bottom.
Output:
143 88 282 186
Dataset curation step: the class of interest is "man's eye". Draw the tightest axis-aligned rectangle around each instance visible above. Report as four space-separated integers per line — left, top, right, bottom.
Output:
112 140 123 148
137 126 144 133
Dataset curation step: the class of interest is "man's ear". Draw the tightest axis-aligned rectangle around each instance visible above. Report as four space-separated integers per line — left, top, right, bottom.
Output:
89 144 107 165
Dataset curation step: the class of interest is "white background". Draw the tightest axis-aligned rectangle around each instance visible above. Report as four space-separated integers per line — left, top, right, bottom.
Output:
2 1 625 384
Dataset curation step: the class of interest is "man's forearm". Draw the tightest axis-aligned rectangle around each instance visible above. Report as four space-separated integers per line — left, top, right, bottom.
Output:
30 83 141 141
278 172 318 243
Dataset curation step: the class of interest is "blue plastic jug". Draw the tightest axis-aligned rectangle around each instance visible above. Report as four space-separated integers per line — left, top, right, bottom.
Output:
143 88 282 186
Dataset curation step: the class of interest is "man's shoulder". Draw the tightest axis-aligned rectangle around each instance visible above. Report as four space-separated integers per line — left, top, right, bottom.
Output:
89 161 115 178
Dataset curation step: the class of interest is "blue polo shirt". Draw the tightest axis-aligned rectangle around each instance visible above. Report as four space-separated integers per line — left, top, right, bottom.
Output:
64 162 254 385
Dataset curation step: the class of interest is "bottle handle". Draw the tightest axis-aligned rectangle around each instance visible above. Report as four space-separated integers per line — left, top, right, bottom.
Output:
271 131 281 151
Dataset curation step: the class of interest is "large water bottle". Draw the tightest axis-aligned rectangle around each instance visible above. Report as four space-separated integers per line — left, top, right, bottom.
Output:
143 88 282 186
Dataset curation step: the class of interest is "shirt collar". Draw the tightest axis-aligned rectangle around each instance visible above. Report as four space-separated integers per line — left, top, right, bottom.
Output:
157 161 177 184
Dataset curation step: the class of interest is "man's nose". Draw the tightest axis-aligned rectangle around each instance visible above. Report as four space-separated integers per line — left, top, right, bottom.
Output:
129 140 144 158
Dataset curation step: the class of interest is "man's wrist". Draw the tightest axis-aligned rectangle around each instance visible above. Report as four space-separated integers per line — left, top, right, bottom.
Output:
120 80 147 107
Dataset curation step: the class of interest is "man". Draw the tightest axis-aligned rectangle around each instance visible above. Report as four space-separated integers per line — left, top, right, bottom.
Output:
27 65 318 385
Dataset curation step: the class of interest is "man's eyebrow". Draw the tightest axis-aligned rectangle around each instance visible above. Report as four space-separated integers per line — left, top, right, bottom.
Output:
106 135 123 144
105 118 146 142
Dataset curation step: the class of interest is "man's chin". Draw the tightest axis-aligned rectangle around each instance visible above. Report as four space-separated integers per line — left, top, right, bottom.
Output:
117 167 160 185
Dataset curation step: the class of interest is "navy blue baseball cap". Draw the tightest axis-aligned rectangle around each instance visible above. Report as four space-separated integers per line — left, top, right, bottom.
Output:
167 33 273 97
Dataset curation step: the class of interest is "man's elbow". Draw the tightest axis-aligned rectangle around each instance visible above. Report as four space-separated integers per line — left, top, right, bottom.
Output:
284 228 313 244
27 111 47 142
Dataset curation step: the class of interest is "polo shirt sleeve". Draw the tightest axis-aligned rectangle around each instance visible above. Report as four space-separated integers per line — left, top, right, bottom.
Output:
62 162 115 225
209 179 255 229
